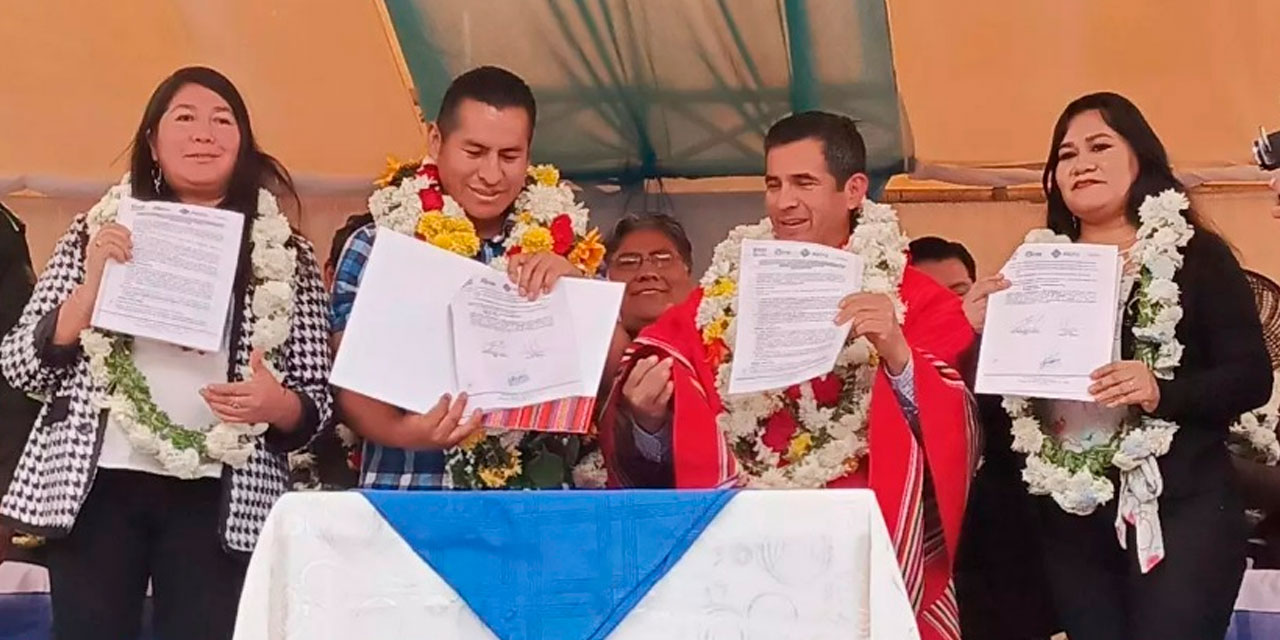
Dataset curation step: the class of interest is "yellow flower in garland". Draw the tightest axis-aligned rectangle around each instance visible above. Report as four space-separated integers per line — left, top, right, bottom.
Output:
702 316 729 343
458 429 486 452
707 277 736 299
416 212 480 257
568 229 606 276
517 210 535 225
786 432 814 462
529 164 560 187
375 155 421 188
478 455 523 488
520 226 555 254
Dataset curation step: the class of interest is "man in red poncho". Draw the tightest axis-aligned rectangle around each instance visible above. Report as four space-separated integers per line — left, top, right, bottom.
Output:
600 111 979 640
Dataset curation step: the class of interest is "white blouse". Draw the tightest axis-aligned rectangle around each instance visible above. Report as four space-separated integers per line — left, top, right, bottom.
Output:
98 337 228 479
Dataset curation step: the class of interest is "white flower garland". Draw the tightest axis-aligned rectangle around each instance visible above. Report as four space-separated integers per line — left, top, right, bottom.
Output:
696 202 908 488
1005 190 1192 515
1229 374 1280 466
80 176 296 478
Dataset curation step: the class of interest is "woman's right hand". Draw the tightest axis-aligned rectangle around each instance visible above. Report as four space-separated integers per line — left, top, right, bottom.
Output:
53 223 132 345
962 274 1011 334
83 223 133 290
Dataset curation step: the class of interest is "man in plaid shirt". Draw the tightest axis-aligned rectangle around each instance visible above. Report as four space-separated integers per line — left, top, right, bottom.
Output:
331 67 583 490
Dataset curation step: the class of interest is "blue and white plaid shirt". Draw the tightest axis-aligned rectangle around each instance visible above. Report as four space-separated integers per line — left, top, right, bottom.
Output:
330 222 508 490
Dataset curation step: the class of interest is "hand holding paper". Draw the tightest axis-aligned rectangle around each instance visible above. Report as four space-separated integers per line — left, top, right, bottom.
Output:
834 292 909 374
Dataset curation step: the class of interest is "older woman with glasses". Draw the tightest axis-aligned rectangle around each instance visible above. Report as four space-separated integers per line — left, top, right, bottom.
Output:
604 213 697 338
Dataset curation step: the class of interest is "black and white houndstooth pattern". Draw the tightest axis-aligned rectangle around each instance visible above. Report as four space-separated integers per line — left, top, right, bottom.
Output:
0 213 333 554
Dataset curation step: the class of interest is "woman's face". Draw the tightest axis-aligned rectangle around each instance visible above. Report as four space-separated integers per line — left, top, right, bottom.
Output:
608 228 694 335
149 83 241 204
1054 109 1139 226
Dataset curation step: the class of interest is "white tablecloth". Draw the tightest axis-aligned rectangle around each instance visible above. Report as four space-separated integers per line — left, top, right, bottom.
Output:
233 490 920 640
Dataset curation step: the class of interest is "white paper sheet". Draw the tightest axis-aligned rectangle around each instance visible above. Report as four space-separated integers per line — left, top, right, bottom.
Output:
975 243 1121 401
451 273 583 408
727 239 862 395
329 230 623 414
91 197 243 352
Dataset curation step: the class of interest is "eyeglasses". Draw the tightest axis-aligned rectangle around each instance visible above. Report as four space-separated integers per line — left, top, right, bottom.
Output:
611 250 678 273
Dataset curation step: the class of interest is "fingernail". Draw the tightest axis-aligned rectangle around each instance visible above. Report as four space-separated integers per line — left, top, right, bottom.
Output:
442 394 451 403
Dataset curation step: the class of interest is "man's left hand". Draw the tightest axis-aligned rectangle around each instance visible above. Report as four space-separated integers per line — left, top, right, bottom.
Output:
1089 360 1161 412
507 252 580 300
201 350 303 429
835 292 911 374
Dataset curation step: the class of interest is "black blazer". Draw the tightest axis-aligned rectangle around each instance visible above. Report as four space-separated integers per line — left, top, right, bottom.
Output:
0 204 40 495
1123 230 1272 499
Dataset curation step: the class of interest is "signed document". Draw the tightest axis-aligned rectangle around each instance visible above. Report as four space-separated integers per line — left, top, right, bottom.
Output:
975 243 1121 401
451 273 582 409
91 197 243 352
330 230 623 418
728 239 862 395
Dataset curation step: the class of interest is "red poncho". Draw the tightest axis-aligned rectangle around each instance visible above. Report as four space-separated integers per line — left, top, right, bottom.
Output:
601 267 978 640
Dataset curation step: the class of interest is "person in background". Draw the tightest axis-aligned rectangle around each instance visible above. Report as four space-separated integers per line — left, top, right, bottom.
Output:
605 213 697 339
908 236 976 295
598 213 697 423
0 66 332 640
910 236 1058 640
288 213 373 491
0 202 41 565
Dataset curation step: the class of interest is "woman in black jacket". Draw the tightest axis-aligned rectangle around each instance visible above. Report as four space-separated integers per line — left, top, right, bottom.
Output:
994 92 1272 640
0 202 40 565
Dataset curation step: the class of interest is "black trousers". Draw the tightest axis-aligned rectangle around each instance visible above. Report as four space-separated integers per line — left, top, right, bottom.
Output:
45 469 247 640
1038 475 1247 640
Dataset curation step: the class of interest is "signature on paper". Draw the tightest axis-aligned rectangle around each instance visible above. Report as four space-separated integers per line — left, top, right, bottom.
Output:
1039 351 1063 371
523 339 546 360
1058 318 1081 338
1012 313 1045 336
482 340 509 359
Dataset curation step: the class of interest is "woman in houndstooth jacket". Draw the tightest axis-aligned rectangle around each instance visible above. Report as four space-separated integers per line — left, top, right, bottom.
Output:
0 67 332 640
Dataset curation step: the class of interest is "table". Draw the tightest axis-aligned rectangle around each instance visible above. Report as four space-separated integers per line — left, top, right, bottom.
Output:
232 490 920 640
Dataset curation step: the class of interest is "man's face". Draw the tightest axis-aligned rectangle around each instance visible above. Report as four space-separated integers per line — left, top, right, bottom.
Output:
764 138 867 248
914 257 974 295
428 98 532 226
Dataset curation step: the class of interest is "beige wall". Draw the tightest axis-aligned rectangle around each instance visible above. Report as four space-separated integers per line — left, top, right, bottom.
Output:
11 186 1278 291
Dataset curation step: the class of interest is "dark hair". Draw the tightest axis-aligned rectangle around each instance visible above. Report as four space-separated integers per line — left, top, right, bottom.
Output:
328 213 374 269
1042 92 1209 238
909 236 976 280
764 111 867 187
437 66 537 141
129 66 297 216
605 213 694 273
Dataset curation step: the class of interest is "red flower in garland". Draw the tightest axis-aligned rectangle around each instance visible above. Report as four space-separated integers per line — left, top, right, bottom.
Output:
810 374 844 407
419 187 444 212
550 214 575 255
781 374 842 407
706 338 729 371
417 163 441 182
761 409 799 455
506 246 523 257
